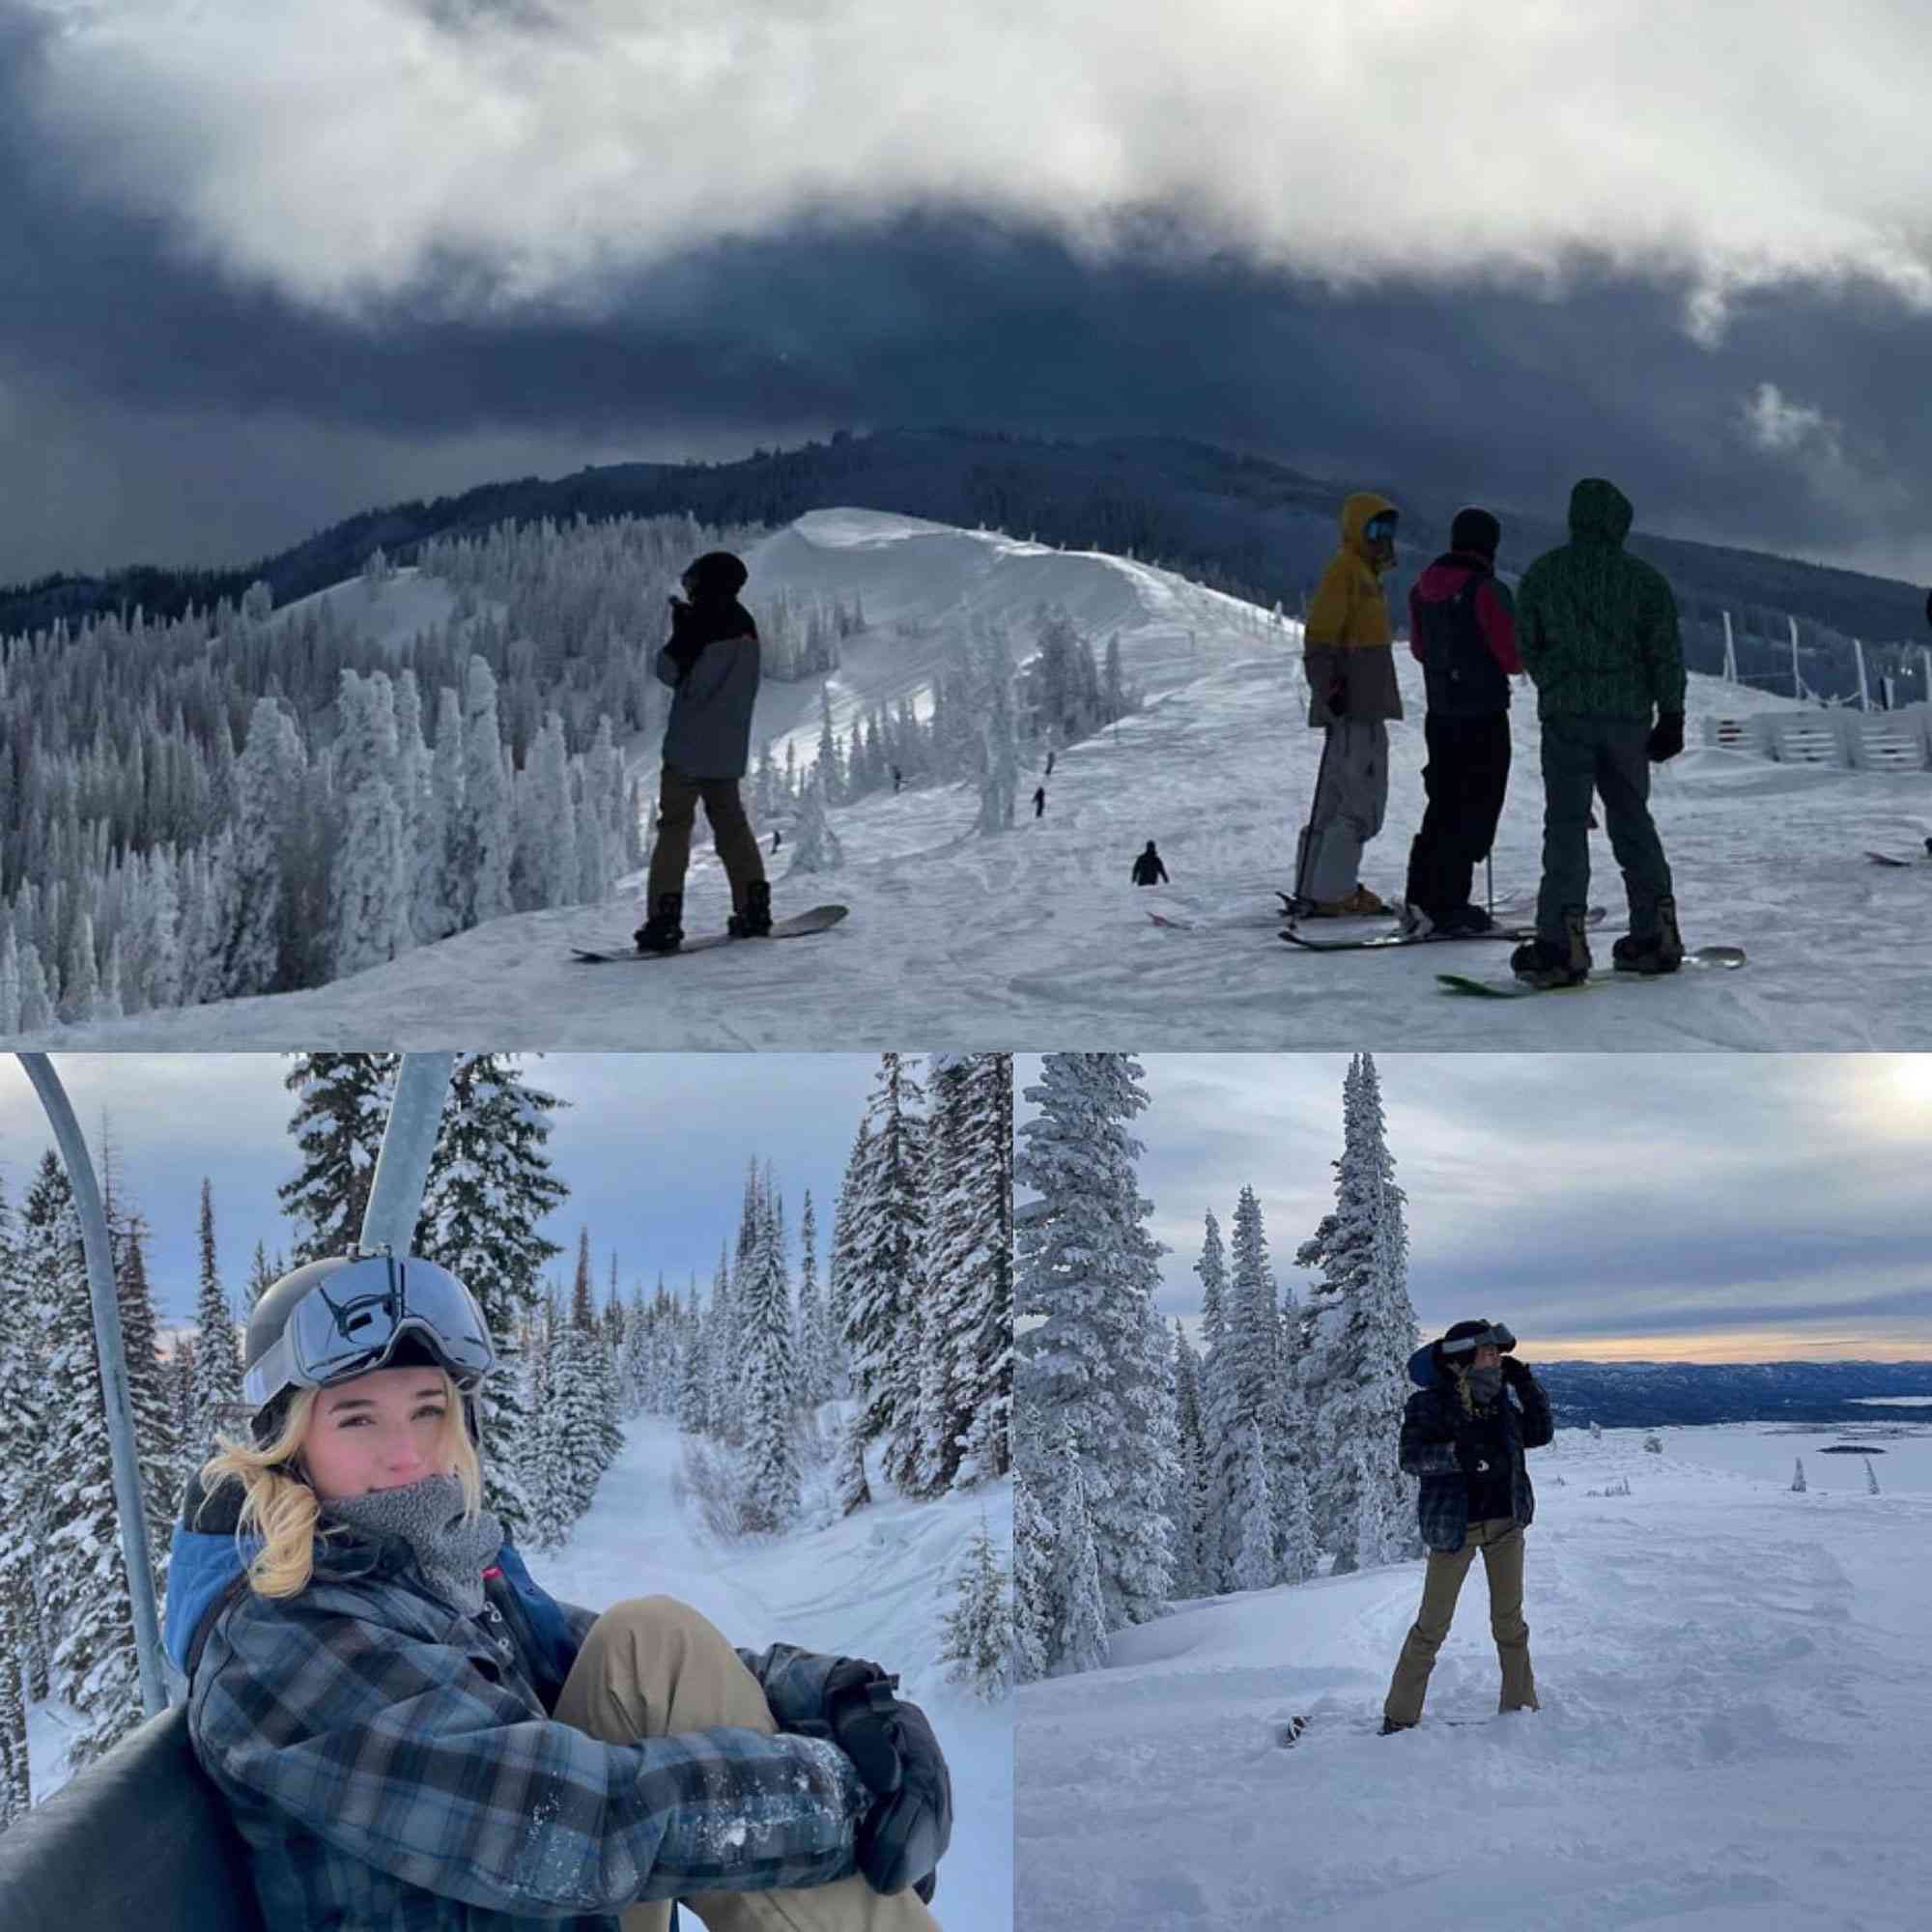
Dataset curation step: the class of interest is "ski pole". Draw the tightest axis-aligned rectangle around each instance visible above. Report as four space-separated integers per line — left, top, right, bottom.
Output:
1293 719 1338 913
1487 853 1493 921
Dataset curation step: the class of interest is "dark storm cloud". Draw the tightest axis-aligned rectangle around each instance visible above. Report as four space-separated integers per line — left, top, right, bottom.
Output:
3 3 1931 582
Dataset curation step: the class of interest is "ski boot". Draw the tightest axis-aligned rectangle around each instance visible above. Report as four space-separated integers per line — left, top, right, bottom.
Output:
1510 904 1592 987
1612 895 1684 976
1435 903 1494 937
1304 883 1393 919
633 893 684 954
727 879 774 939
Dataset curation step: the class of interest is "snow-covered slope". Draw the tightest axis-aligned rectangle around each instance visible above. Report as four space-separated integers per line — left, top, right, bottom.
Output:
25 1413 1011 1929
27 509 1932 1050
1016 1423 1932 1932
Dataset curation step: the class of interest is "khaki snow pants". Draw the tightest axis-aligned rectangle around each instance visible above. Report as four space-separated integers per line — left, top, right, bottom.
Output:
1382 1517 1538 1725
645 764 766 911
552 1596 941 1932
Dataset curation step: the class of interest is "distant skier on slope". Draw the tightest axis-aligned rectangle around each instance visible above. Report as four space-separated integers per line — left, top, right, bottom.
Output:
1033 784 1046 819
1402 508 1520 937
1381 1320 1553 1733
1130 840 1169 886
1293 493 1404 918
168 1253 951 1926
1510 479 1689 988
636 551 772 955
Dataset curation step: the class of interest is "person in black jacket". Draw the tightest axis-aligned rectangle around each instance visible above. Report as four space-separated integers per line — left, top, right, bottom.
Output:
1130 840 1169 886
1382 1319 1553 1733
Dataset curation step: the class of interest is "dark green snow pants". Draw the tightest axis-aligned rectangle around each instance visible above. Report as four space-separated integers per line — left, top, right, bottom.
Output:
1534 714 1674 944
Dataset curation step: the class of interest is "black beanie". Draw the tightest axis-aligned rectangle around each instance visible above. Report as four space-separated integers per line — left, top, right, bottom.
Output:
1449 508 1501 560
684 551 749 601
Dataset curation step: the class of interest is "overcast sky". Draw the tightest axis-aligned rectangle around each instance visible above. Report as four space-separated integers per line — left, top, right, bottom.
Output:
3 3 1930 586
1017 1054 1932 1364
0 1053 882 1331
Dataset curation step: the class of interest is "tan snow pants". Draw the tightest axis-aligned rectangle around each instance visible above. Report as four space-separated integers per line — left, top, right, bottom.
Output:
553 1596 941 1932
1382 1517 1539 1725
645 765 766 910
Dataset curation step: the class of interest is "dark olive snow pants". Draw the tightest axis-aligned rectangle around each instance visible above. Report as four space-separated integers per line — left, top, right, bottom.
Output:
1534 715 1673 944
553 1597 937 1932
645 763 766 911
1383 1517 1538 1725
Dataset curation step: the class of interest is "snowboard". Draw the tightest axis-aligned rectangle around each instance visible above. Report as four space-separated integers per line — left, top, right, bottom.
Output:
1436 944 1747 998
1279 1715 1500 1747
1866 848 1932 868
570 904 848 963
1280 907 1605 953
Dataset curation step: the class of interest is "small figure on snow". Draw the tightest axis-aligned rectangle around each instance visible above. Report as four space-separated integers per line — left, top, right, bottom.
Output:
1130 840 1169 887
635 551 772 954
1033 784 1046 819
892 764 903 794
1510 479 1688 988
1402 508 1520 937
1381 1319 1552 1733
1293 493 1403 918
174 1253 952 1918
1045 751 1056 778
772 827 782 854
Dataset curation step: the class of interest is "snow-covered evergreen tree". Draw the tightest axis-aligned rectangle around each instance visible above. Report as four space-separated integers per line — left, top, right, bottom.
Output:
1047 1422 1109 1676
787 766 843 873
739 1166 802 1534
279 1053 396 1262
1014 1052 1176 1631
1011 1463 1054 1685
938 1518 1013 1701
1170 1321 1208 1601
185 1178 242 1479
1232 1421 1278 1593
328 668 411 979
793 1188 830 1407
1293 1053 1420 1574
0 1170 40 1825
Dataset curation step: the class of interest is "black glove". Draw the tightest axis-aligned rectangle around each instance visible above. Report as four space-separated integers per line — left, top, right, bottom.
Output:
1326 679 1350 719
816 1661 952 1897
1647 711 1685 762
1502 1354 1532 1390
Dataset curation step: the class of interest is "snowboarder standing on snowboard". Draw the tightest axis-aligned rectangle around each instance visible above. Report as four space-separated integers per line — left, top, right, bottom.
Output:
1510 479 1688 987
1403 509 1521 936
1383 1319 1552 1733
1131 840 1169 886
635 550 771 955
171 1252 951 1926
1293 493 1404 917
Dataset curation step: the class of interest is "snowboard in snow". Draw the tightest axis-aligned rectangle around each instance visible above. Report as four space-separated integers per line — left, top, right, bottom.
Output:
1280 907 1605 953
570 904 848 962
1279 1714 1504 1746
1436 944 1747 998
1866 848 1931 867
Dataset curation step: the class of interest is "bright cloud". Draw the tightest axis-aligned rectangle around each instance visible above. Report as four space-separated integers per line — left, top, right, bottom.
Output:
24 2 1932 327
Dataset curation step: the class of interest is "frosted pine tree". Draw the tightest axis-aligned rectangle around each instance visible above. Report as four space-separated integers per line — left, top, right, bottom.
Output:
224 697 302 995
740 1168 802 1534
521 1298 575 1550
1048 1424 1110 1676
826 1116 869 1397
938 1519 1013 1701
835 1409 872 1515
1274 1348 1320 1584
0 1173 40 1825
1232 1422 1278 1593
1170 1321 1208 1600
416 1053 567 1543
105 1206 178 1607
1294 1053 1420 1574
279 1053 396 1262
460 656 514 926
429 684 468 940
793 1189 830 1406
328 668 411 979
1014 1052 1175 1629
185 1178 243 1485
1011 1463 1054 1685
842 1054 928 1492
787 766 843 874
1193 1209 1238 1591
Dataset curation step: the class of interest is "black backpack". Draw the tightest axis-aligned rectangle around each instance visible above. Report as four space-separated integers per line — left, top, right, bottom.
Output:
1413 562 1510 719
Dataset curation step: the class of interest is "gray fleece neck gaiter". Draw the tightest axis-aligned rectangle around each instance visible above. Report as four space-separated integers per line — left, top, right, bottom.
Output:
319 1472 503 1617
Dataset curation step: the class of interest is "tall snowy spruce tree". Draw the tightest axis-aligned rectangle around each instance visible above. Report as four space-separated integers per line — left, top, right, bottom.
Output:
185 1178 243 1485
1294 1052 1421 1573
938 1518 1013 1701
1169 1321 1209 1601
415 1053 568 1543
841 1053 928 1495
1014 1052 1176 1637
279 1052 397 1262
0 1170 40 1824
739 1164 803 1534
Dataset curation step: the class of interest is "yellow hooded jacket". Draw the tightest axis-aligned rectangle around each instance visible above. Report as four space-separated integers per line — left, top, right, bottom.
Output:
1302 491 1405 728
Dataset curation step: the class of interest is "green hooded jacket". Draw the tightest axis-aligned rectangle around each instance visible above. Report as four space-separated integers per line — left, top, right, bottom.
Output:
1515 479 1687 722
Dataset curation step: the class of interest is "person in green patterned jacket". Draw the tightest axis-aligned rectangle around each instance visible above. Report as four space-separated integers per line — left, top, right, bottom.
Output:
1510 477 1689 987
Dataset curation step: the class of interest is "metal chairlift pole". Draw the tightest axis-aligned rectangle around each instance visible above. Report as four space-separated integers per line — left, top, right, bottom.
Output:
15 1054 169 1718
359 1053 457 1253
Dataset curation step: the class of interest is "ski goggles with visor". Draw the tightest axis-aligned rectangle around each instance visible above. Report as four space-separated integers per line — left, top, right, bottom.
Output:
1438 1321 1516 1358
243 1253 497 1406
1363 514 1398 543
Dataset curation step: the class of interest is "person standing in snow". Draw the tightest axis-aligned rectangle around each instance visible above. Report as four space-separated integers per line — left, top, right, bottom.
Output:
1130 840 1169 886
1401 509 1521 936
1510 478 1689 987
1382 1319 1552 1733
1293 493 1404 917
636 551 771 954
171 1253 951 1929
1033 784 1046 819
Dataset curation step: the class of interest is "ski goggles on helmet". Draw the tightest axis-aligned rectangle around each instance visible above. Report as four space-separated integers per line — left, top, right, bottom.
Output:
1438 1321 1516 1358
1363 513 1398 543
243 1253 496 1407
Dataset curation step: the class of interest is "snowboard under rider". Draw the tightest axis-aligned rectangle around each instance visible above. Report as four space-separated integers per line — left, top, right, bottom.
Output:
167 1251 951 1930
1130 841 1169 887
636 551 773 955
1510 478 1689 988
1381 1319 1552 1733
1402 508 1521 937
1293 492 1404 919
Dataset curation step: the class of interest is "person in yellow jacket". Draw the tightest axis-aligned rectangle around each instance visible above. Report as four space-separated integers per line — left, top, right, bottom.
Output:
1292 491 1405 916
